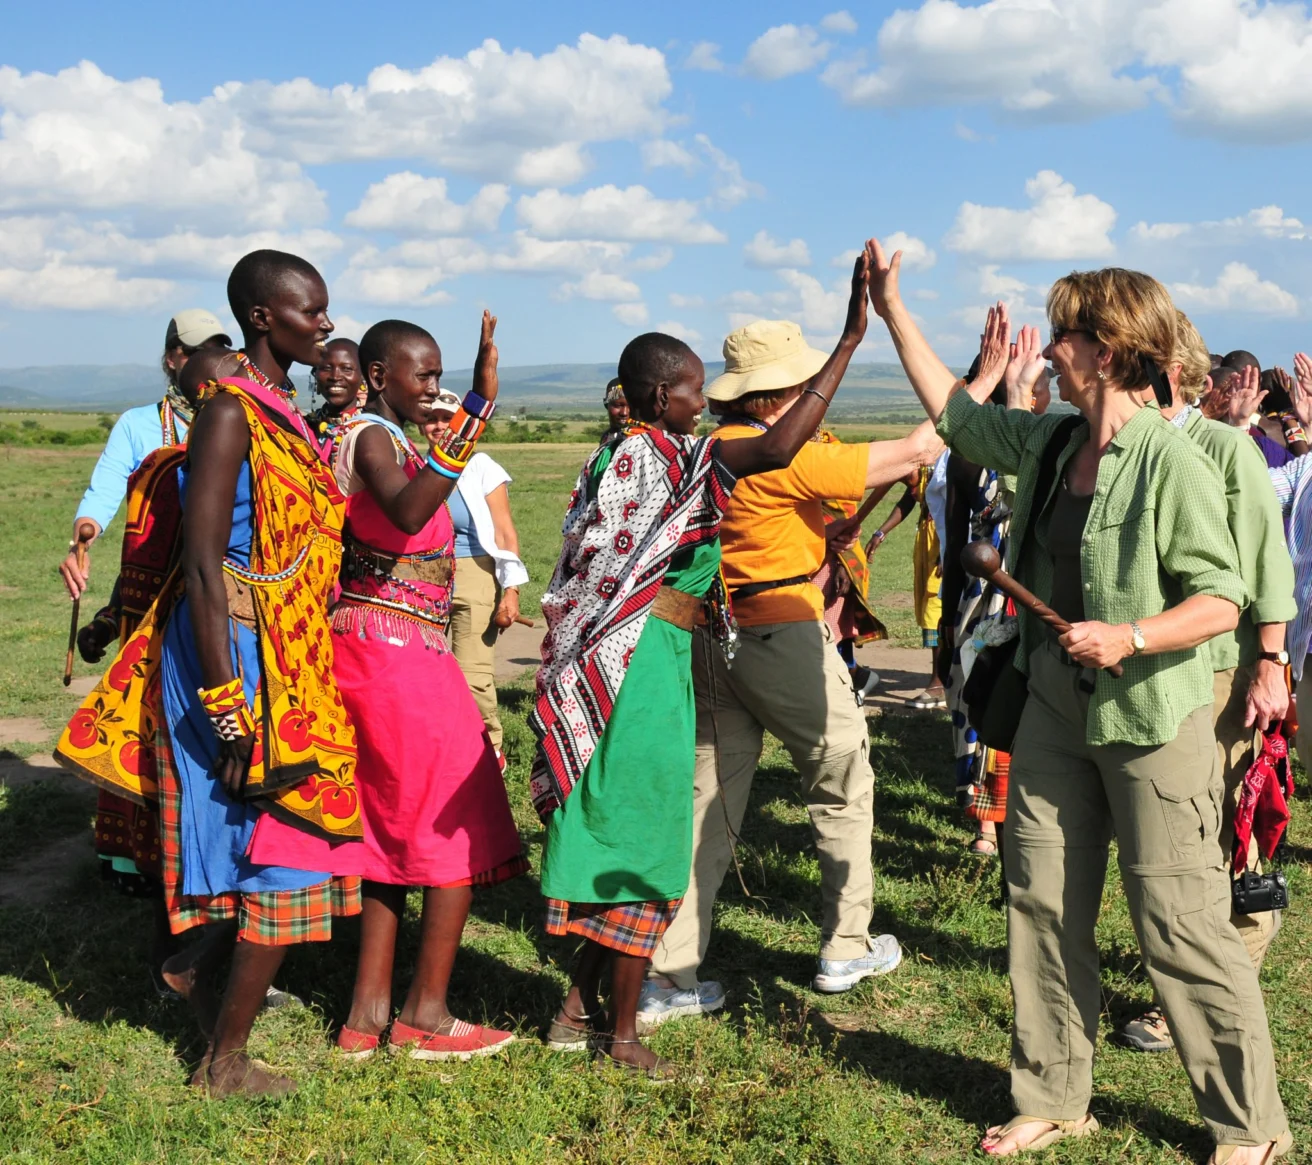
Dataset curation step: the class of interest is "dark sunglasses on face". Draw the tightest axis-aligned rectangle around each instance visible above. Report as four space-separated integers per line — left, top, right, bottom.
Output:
1049 326 1093 346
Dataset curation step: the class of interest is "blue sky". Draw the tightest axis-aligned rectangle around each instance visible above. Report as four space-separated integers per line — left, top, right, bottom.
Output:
3 0 1312 377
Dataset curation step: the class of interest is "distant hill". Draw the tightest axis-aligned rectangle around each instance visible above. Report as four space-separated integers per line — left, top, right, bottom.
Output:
0 360 929 417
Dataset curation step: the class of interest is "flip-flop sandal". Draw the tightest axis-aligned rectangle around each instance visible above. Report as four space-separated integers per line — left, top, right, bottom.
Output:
909 690 948 710
968 834 999 857
594 1038 679 1084
983 1114 1099 1156
1209 1131 1294 1165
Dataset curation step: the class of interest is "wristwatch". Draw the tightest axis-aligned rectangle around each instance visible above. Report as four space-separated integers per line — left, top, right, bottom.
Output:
1258 650 1291 666
1128 621 1146 656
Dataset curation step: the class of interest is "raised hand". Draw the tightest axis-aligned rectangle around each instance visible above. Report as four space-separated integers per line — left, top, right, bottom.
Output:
965 303 1011 402
1005 325 1048 412
1292 353 1312 430
1227 364 1266 428
865 237 901 321
843 248 871 345
473 310 499 401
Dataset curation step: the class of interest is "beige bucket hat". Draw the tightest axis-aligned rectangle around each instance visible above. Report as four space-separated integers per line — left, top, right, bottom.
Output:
705 319 829 402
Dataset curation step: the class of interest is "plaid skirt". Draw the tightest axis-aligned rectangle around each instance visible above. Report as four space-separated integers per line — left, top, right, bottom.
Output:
964 749 1010 825
156 722 361 945
544 898 682 958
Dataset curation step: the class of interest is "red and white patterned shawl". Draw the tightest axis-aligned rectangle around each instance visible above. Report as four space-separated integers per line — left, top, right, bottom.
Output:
529 427 733 818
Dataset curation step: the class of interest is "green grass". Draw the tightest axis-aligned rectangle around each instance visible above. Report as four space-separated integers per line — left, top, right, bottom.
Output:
0 444 1308 1163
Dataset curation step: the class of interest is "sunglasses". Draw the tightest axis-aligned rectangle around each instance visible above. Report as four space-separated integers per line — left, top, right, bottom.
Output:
1049 326 1093 345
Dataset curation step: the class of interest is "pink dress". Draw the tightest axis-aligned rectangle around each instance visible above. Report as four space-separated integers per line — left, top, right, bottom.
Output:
326 417 526 888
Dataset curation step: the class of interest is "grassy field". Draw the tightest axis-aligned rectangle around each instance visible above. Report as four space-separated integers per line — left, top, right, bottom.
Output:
0 442 1308 1164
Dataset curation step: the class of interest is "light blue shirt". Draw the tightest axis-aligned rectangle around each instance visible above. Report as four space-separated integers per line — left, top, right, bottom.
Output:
1269 452 1312 679
74 402 187 533
447 487 487 558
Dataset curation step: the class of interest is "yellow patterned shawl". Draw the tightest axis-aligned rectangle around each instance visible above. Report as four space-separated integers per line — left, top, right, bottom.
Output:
56 378 363 842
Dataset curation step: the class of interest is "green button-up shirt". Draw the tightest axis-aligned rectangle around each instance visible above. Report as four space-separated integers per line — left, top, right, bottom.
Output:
1179 408 1296 671
938 392 1248 747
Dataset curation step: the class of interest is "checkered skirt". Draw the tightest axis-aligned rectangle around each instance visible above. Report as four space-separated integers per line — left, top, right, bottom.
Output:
156 722 360 945
544 897 682 958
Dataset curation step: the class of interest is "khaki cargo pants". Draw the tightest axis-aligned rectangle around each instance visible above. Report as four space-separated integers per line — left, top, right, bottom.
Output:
650 619 875 989
1005 642 1286 1146
449 555 503 749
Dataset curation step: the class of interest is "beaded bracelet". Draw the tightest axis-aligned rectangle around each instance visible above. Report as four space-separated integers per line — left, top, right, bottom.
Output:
198 679 257 741
426 452 463 480
462 390 496 422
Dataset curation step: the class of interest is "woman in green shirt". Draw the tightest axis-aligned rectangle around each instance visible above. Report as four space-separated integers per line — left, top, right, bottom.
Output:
867 241 1289 1164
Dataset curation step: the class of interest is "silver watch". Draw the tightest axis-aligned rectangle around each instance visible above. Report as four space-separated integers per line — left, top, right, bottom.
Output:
1129 621 1146 655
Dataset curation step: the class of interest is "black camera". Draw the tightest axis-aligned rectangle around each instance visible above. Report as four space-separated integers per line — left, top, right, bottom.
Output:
1231 870 1289 915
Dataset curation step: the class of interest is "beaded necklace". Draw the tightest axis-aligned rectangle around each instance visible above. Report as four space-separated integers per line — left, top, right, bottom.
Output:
236 353 297 402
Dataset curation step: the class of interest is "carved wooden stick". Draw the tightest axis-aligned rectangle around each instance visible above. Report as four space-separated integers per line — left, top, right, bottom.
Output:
961 540 1123 679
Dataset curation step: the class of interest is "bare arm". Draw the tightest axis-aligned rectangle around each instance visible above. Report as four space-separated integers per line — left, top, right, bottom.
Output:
716 251 869 480
1247 623 1291 731
181 392 252 796
352 425 457 535
484 483 519 556
865 420 943 489
1059 594 1239 669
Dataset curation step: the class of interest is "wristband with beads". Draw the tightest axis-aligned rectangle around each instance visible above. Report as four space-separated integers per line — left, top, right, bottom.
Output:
198 679 247 715
446 407 488 444
210 704 257 741
462 391 496 422
426 452 463 480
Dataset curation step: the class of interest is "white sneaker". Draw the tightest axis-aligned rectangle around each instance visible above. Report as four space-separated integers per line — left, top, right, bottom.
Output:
635 978 725 1034
812 934 902 993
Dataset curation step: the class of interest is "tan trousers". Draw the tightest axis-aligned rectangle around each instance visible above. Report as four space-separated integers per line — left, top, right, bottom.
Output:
650 619 875 989
1006 642 1286 1145
1212 667 1278 970
449 555 502 749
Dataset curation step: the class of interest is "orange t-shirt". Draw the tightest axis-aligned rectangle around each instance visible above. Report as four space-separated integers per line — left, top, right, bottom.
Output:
717 424 867 626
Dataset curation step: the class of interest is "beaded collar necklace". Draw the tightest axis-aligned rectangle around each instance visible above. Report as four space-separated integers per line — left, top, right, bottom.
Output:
236 353 297 402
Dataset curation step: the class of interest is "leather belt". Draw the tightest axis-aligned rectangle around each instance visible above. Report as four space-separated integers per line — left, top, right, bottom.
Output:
730 574 811 600
344 538 454 587
650 585 700 631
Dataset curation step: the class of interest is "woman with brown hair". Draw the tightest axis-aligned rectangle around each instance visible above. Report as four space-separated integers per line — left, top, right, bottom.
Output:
870 242 1289 1163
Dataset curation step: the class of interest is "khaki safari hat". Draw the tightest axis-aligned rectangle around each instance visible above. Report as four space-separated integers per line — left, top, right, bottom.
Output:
431 389 461 415
705 319 828 402
166 308 231 349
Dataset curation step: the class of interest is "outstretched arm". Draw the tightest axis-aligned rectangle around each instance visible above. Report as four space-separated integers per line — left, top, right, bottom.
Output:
716 250 870 480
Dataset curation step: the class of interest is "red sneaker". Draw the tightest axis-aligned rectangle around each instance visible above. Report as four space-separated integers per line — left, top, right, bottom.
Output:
389 1018 515 1061
336 1026 380 1061
495 748 507 774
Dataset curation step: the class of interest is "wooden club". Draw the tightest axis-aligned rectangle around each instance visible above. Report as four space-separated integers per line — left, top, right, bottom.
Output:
960 541 1124 679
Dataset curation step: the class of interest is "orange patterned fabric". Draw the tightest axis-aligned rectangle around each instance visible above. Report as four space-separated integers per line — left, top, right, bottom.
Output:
57 377 363 842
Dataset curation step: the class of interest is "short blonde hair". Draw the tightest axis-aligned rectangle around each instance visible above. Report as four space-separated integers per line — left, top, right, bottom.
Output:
1047 268 1177 392
1172 310 1211 403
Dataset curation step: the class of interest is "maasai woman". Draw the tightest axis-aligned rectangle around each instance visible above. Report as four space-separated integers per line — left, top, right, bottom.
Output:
57 250 365 1098
328 317 527 1063
304 337 366 459
535 249 876 1077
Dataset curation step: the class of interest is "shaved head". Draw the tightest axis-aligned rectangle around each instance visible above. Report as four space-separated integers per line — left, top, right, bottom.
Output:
227 249 324 342
617 333 695 413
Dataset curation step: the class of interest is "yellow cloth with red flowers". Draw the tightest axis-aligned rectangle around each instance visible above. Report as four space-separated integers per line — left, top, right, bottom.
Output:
55 377 363 843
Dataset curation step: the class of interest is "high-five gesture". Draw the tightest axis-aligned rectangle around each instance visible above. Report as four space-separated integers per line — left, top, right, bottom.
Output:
1006 325 1049 413
1227 364 1266 429
965 303 1011 403
1292 353 1312 431
473 310 499 402
843 248 871 346
865 237 902 321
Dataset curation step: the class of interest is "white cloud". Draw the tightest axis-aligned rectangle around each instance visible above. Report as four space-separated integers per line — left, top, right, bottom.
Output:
0 262 174 311
0 61 325 230
818 0 1312 142
743 229 811 269
226 35 672 183
1131 204 1308 244
1171 262 1299 316
945 171 1116 261
883 231 937 271
743 24 832 81
558 271 642 302
776 269 848 334
685 42 726 72
345 174 510 236
820 11 859 34
694 134 763 208
656 319 703 344
330 314 374 341
641 139 698 171
516 185 726 244
613 302 650 326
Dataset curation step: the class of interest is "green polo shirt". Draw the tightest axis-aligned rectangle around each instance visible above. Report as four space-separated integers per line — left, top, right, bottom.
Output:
938 392 1248 747
1179 408 1296 671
